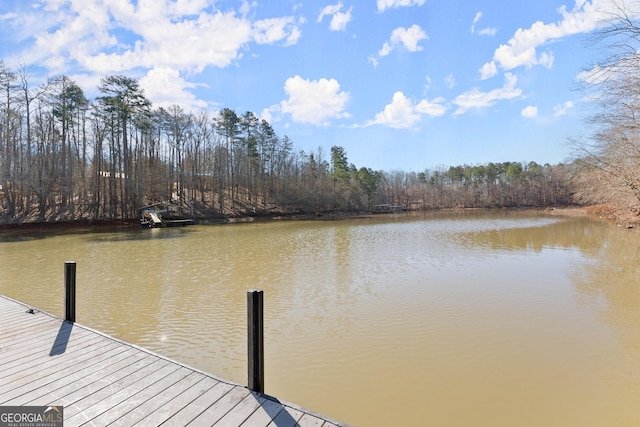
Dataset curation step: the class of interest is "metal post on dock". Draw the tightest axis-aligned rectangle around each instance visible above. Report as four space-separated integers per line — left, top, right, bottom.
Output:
247 289 264 393
65 261 76 322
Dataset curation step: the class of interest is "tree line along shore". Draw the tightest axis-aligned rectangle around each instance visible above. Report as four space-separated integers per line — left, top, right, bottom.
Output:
0 63 579 226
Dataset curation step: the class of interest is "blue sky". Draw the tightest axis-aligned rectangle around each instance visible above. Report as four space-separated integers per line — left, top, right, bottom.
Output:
0 0 632 171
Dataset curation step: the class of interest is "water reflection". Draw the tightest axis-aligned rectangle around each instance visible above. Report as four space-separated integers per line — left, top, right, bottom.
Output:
573 226 640 354
456 216 606 252
0 211 639 426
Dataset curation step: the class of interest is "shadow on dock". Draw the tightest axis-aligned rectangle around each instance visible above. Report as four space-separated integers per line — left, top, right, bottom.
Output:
49 320 73 356
257 394 300 426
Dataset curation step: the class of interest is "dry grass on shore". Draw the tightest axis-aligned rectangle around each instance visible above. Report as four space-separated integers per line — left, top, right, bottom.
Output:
551 204 640 228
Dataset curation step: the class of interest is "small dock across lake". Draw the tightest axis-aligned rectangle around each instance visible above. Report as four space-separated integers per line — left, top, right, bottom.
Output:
0 294 347 426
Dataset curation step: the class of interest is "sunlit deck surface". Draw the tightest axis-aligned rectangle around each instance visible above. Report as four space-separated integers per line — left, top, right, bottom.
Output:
0 295 347 427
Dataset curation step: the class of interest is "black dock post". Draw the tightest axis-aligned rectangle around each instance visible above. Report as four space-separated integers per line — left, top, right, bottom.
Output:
247 289 264 393
65 261 76 322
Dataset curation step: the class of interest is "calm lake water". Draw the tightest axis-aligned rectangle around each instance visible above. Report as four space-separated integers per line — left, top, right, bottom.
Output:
1 210 639 426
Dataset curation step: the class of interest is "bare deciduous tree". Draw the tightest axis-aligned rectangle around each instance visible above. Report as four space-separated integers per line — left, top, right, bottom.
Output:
571 1 640 220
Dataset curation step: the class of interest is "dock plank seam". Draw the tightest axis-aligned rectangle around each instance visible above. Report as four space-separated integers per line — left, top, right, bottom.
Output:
156 381 236 426
0 342 132 403
63 358 174 421
11 348 142 407
133 376 222 426
78 366 195 426
0 332 112 384
52 355 160 409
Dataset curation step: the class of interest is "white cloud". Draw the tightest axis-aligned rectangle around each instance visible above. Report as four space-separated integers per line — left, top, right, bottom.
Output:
444 74 456 89
165 0 211 16
330 8 353 31
377 0 426 12
390 25 427 52
277 75 351 126
253 16 301 45
478 27 498 37
553 100 574 117
479 61 498 80
29 0 115 73
317 2 353 31
318 3 343 20
260 107 274 124
0 12 18 20
487 0 628 73
371 25 427 66
424 75 433 92
369 92 419 129
79 9 256 74
452 72 522 115
471 12 482 32
521 105 538 118
538 51 555 68
367 91 447 129
471 12 497 36
577 64 608 85
416 97 448 117
5 0 302 104
139 66 208 110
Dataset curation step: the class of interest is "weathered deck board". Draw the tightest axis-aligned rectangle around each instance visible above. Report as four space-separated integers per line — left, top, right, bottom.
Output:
0 342 127 402
0 295 348 426
10 349 142 407
159 381 236 426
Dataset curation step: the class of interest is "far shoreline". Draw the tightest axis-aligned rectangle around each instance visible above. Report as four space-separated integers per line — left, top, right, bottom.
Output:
0 206 607 236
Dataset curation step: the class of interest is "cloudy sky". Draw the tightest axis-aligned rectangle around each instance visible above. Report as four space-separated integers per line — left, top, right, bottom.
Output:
0 0 633 171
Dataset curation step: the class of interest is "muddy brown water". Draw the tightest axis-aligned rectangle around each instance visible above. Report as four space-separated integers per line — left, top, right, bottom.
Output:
1 210 639 426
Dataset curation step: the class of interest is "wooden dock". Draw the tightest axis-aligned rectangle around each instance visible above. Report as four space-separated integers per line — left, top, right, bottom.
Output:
0 295 347 427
